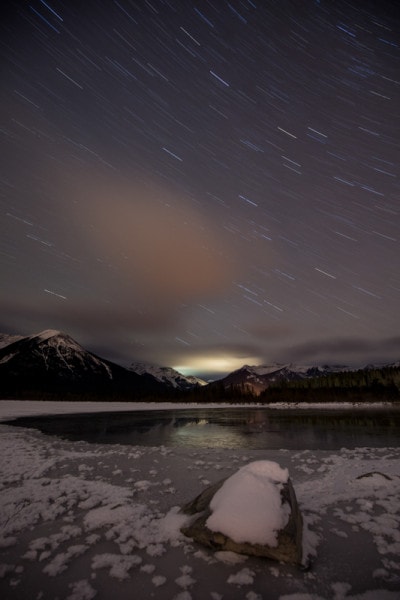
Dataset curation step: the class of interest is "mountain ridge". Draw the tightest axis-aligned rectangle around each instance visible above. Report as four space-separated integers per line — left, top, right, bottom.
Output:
1 329 398 400
213 362 400 395
129 362 207 390
0 330 165 398
0 330 204 398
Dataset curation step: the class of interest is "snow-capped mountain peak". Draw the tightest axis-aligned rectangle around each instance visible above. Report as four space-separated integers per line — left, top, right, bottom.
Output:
130 362 206 390
29 329 84 348
0 330 167 397
33 329 64 341
0 329 114 379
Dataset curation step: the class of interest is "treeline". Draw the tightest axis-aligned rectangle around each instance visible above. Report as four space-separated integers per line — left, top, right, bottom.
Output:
3 365 400 404
173 381 258 403
259 365 400 403
4 384 257 404
174 365 400 404
1 388 167 403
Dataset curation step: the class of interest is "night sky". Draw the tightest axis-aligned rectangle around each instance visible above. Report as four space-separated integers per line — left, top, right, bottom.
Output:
1 0 399 379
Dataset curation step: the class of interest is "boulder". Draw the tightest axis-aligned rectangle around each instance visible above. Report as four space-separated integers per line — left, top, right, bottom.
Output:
180 461 303 565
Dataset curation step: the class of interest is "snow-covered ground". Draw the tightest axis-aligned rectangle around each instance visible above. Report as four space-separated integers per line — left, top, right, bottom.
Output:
1 401 400 600
0 399 393 422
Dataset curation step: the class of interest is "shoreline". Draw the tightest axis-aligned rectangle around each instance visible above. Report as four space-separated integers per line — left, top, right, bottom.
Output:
1 420 399 599
0 399 397 423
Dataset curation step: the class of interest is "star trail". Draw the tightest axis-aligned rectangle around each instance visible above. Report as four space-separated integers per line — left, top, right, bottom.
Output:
1 0 399 378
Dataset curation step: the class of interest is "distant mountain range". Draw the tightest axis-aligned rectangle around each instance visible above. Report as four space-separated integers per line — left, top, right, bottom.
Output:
129 362 206 390
0 330 164 398
0 330 206 399
216 363 353 395
0 329 398 400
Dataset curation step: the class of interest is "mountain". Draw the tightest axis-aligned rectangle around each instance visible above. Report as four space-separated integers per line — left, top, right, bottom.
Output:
216 363 351 395
2 328 397 401
0 330 165 399
130 362 207 391
0 333 24 349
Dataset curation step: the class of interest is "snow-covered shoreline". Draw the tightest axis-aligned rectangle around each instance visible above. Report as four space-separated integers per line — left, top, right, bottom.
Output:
1 401 400 599
0 399 396 423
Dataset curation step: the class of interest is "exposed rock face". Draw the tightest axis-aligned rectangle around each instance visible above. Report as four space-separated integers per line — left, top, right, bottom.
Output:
0 329 166 397
180 462 303 565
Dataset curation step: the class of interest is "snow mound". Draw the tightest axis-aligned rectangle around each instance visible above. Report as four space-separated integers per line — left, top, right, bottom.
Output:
206 461 290 546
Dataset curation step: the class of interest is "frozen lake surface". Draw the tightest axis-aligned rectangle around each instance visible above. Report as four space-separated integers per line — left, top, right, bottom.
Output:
5 405 400 450
1 401 400 599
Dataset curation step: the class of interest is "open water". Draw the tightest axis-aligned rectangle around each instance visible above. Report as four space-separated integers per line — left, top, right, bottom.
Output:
6 405 400 450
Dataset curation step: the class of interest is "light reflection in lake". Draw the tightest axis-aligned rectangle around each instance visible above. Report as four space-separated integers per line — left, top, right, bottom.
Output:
7 406 400 450
172 421 246 449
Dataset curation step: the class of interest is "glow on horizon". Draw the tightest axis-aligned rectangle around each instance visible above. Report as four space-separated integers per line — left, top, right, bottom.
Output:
173 355 262 377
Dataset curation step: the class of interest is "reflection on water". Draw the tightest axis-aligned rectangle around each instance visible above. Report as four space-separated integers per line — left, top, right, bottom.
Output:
172 421 246 449
7 406 400 450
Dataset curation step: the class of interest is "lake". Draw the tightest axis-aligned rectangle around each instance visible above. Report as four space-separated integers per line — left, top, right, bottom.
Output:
6 405 400 450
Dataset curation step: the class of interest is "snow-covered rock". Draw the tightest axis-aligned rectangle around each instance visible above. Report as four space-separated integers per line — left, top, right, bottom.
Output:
1 401 400 597
180 460 303 565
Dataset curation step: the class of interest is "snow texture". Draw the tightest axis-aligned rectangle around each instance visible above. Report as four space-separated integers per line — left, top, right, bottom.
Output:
0 400 400 600
206 460 290 545
129 362 206 388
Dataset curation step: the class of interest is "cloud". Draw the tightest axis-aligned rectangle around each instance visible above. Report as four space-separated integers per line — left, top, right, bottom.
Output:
0 174 250 367
71 177 236 311
247 322 294 340
168 340 264 361
275 336 400 366
0 295 173 334
151 340 264 376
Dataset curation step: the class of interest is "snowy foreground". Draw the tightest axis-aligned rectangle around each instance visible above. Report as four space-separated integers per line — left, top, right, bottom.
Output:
0 402 400 600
